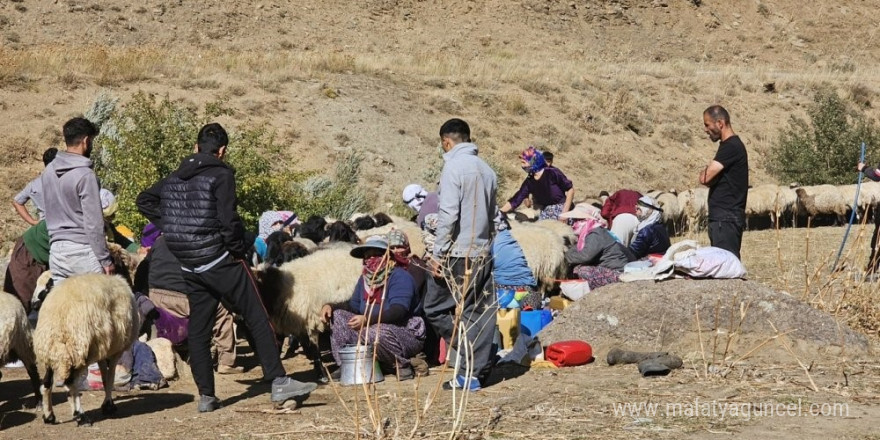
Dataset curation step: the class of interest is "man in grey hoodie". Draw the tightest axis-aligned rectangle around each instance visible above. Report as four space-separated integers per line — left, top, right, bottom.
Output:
424 118 498 391
41 117 114 282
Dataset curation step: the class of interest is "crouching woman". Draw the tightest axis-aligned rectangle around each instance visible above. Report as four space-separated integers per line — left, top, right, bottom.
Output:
561 203 635 289
321 235 426 380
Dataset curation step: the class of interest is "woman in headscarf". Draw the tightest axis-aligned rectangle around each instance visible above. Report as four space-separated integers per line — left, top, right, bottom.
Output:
561 203 636 289
254 211 297 261
321 234 426 380
500 147 575 220
492 214 540 309
629 196 671 259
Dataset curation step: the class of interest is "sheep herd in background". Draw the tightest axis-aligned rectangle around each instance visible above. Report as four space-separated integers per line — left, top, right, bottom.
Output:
529 181 880 235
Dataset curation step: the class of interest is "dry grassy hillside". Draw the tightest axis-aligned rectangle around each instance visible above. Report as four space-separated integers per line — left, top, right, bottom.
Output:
2 0 880 244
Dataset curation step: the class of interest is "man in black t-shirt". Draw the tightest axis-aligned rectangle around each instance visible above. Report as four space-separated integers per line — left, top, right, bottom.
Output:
699 105 749 259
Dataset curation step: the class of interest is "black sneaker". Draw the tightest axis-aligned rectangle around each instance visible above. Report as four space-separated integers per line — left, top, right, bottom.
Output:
271 377 317 402
198 395 221 413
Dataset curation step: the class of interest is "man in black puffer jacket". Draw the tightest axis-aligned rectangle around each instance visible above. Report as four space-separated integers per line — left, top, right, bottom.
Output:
137 123 316 412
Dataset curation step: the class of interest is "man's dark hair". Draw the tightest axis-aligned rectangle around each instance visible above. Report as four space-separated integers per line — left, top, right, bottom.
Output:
196 123 229 154
439 118 471 143
42 147 58 166
543 151 554 165
63 117 98 147
703 105 730 124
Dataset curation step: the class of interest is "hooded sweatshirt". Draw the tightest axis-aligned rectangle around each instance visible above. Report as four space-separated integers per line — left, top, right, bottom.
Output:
40 151 111 266
433 142 498 259
137 152 247 267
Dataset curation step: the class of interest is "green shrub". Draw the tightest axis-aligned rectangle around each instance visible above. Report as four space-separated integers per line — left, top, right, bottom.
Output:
90 92 364 237
292 150 368 220
767 90 880 185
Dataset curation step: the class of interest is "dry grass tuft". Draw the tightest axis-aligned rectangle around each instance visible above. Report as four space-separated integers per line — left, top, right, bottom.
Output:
505 94 529 116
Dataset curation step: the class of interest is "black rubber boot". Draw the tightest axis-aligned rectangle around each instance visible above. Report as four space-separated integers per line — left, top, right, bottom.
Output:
637 354 683 377
606 348 669 366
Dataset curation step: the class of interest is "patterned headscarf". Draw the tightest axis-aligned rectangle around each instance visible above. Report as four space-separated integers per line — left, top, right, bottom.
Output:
386 229 411 269
573 218 605 251
258 211 284 239
520 146 548 175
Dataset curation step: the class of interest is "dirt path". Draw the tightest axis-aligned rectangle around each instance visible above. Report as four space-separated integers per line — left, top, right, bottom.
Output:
3 341 879 439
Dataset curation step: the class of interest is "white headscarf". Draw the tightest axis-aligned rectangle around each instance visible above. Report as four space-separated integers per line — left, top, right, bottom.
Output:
402 184 428 212
635 196 663 233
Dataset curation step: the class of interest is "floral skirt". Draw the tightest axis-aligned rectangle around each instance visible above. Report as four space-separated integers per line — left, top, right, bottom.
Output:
572 265 620 290
539 203 565 221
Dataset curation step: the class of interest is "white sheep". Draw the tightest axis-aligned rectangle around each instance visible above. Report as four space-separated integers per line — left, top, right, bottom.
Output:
291 237 318 254
356 220 427 259
145 337 176 381
0 292 42 409
837 182 880 221
33 273 138 426
533 219 577 247
256 244 361 381
796 184 848 225
677 187 709 233
745 184 781 226
508 220 567 291
646 190 681 234
775 186 799 226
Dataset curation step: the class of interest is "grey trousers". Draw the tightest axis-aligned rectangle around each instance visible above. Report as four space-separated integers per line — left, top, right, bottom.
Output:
423 256 497 380
49 240 104 284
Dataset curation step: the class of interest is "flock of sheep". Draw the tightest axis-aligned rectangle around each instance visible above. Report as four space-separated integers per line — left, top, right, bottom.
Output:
572 181 880 233
2 178 877 424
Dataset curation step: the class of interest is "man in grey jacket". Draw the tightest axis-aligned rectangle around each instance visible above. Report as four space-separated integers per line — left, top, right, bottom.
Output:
424 118 498 391
41 117 114 282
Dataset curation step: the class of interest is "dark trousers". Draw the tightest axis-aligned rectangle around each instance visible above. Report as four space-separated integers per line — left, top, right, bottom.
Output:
868 206 880 273
182 255 285 397
423 256 497 379
708 218 744 260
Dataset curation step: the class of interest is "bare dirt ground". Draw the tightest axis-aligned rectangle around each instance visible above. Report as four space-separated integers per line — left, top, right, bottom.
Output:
3 0 880 438
3 226 880 439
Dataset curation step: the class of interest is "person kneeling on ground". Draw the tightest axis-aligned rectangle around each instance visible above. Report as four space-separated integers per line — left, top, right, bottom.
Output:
561 203 636 289
135 226 243 375
499 146 574 220
628 196 671 260
600 189 642 246
321 235 426 381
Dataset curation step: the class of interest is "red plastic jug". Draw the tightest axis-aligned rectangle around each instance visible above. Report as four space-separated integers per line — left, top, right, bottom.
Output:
545 340 594 367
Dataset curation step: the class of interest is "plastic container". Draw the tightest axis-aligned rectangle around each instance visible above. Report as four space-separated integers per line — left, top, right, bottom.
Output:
339 344 384 385
548 296 572 311
495 309 520 349
545 340 593 367
497 287 516 308
519 309 553 337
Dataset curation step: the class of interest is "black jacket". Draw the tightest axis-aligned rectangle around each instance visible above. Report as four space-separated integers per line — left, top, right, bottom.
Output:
137 153 247 266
